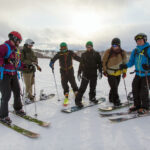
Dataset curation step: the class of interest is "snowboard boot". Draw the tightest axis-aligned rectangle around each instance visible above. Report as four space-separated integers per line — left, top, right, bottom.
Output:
90 98 98 104
74 91 78 97
15 109 26 116
75 101 84 108
138 108 149 115
63 93 69 106
0 116 12 125
114 101 122 107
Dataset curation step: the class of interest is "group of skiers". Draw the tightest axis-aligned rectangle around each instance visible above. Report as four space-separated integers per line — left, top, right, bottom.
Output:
0 31 150 124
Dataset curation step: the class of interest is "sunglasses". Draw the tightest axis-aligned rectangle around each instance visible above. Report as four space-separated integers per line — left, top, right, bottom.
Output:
112 45 118 48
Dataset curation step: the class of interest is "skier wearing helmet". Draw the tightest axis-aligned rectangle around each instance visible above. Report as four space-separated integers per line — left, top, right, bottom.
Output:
21 39 41 104
120 33 150 114
0 31 25 124
49 42 81 106
75 41 102 108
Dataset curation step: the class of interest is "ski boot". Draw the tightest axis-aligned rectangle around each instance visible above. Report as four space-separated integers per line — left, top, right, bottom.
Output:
24 97 33 105
129 106 139 113
15 109 26 116
138 108 149 115
0 116 12 125
63 93 69 106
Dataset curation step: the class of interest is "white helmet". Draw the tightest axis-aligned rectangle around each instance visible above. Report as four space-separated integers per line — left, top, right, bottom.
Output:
25 39 35 45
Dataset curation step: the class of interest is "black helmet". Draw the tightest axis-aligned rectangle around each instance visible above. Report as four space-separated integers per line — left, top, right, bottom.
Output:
111 38 121 46
134 33 147 42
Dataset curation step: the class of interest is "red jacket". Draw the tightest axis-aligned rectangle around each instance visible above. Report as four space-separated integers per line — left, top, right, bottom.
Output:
0 40 23 76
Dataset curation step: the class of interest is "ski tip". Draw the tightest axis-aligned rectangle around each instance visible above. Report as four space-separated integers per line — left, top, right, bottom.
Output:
40 122 50 127
30 133 40 138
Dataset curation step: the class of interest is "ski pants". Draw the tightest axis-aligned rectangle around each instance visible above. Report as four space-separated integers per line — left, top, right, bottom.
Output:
108 75 121 104
132 75 150 109
23 72 34 99
60 68 78 95
75 76 97 104
0 74 22 118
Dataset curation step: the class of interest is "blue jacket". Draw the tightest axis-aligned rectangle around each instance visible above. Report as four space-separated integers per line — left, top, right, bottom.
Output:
127 42 150 77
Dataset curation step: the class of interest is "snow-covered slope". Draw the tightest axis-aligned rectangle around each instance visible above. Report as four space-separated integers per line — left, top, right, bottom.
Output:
0 58 150 150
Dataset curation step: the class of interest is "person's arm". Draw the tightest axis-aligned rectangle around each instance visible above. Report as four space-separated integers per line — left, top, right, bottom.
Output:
126 50 135 68
71 51 81 62
49 53 60 69
0 44 8 66
78 54 84 75
122 51 128 74
96 52 102 73
102 50 109 73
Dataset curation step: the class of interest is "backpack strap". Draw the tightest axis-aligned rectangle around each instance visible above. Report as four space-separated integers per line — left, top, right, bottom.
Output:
4 43 12 59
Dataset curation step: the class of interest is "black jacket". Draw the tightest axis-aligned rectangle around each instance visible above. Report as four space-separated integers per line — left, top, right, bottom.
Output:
78 50 102 78
51 50 80 72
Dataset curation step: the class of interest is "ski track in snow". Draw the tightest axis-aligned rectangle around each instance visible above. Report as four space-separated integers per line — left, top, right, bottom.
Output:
0 58 150 150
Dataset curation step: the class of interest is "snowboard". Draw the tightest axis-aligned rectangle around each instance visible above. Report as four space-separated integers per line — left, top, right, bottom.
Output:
99 101 132 112
10 111 50 127
61 97 106 113
109 112 150 123
0 120 39 138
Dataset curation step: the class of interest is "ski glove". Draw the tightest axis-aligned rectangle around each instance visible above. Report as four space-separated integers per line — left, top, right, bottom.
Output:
49 62 54 69
142 64 150 70
37 65 42 72
119 64 127 70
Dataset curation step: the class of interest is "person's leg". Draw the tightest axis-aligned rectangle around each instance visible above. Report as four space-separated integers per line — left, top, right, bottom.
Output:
75 77 89 107
11 75 22 111
0 75 11 118
132 75 141 109
89 76 97 101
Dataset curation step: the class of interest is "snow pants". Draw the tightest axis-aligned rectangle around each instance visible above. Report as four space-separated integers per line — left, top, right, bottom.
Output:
108 75 121 104
60 68 78 95
132 75 150 109
0 74 22 118
75 76 97 104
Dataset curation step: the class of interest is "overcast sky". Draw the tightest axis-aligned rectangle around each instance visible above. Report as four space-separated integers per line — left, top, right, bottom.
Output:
0 0 150 51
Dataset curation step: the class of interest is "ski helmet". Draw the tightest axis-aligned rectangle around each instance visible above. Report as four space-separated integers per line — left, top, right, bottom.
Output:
86 41 93 47
25 39 35 45
134 33 147 42
111 38 121 46
8 31 22 43
60 42 67 48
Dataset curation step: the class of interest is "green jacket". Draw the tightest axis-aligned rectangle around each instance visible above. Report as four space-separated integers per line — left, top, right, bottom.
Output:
21 45 37 73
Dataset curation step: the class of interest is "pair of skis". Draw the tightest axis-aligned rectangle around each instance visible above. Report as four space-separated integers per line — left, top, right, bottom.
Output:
0 111 50 138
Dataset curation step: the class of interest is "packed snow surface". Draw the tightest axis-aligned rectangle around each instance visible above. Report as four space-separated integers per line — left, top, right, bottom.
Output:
0 58 150 150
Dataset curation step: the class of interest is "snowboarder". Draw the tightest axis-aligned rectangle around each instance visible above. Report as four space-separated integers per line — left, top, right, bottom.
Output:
75 41 102 108
49 42 80 106
103 38 127 106
0 31 25 124
21 39 41 104
120 33 150 114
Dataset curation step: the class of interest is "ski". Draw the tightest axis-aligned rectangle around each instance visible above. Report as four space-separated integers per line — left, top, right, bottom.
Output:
10 111 50 127
0 120 39 138
99 101 132 112
61 97 106 113
24 93 55 105
109 112 150 123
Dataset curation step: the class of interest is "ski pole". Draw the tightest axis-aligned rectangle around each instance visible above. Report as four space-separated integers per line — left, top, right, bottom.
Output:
33 73 38 117
123 78 130 107
52 69 60 101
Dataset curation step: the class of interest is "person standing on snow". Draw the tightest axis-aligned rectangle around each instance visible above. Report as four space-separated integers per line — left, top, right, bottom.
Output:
49 42 80 106
21 39 41 104
75 41 102 108
103 38 127 106
120 33 150 114
0 31 25 124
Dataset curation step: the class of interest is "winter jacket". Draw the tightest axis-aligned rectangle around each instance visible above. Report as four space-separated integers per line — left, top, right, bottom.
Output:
78 49 102 78
50 50 80 72
103 48 127 76
21 45 37 73
127 42 150 77
0 40 23 77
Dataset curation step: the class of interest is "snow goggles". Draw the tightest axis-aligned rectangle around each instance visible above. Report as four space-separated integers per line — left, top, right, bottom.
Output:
112 45 118 48
135 35 143 41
